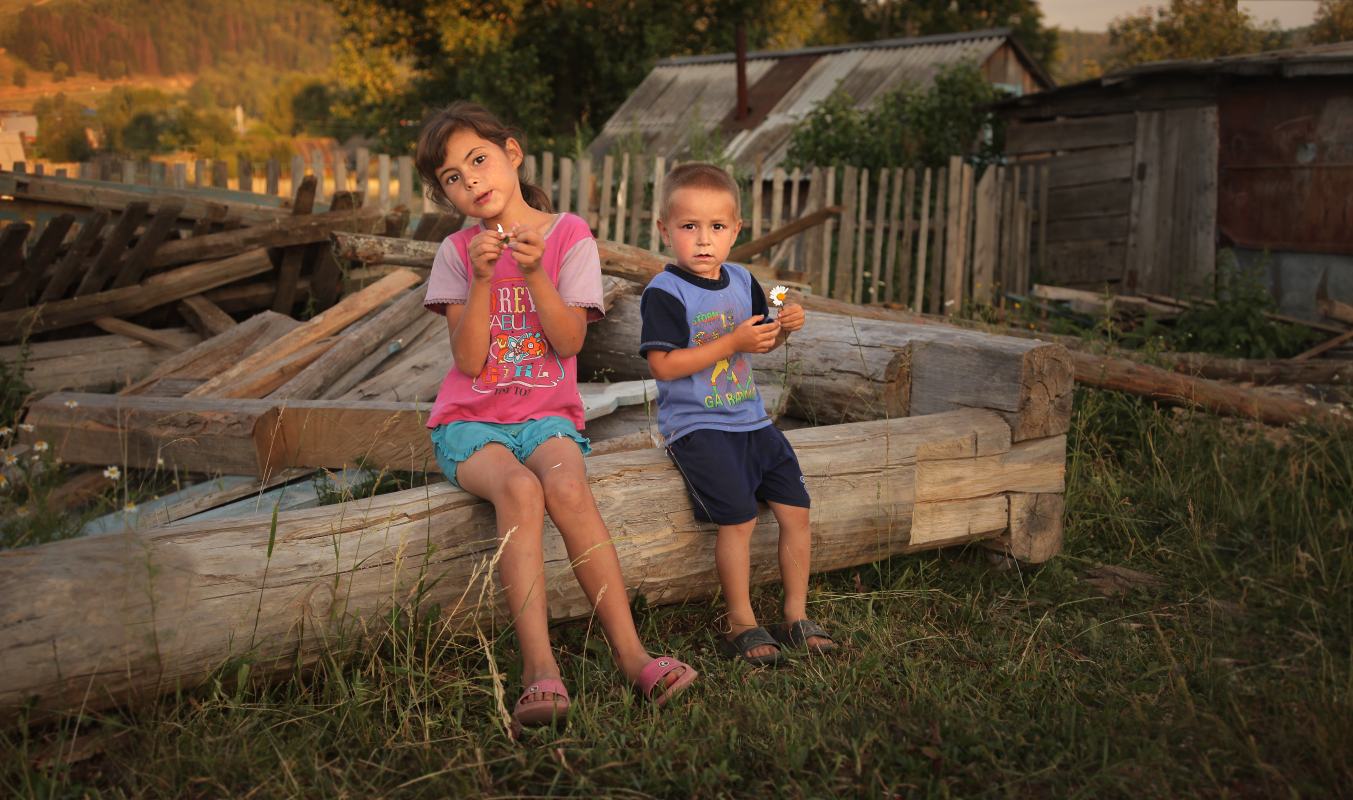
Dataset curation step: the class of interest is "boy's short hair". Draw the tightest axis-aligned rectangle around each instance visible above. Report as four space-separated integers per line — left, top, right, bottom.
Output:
660 162 741 220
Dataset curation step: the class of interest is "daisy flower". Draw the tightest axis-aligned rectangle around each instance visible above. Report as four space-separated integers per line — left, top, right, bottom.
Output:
769 286 789 307
124 501 138 513
16 506 28 517
18 424 33 432
103 466 121 480
64 400 79 409
0 475 7 489
0 427 11 437
3 454 15 465
32 441 48 452
156 457 165 467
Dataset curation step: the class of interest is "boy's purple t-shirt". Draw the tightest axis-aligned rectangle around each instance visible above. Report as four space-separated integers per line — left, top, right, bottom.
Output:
423 213 605 430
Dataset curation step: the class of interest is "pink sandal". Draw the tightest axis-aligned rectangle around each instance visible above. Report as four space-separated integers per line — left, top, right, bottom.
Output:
638 657 698 708
512 679 571 726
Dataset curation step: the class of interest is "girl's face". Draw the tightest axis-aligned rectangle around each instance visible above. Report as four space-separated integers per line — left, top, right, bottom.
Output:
434 128 524 220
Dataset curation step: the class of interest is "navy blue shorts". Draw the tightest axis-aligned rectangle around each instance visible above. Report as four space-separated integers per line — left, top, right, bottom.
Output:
665 425 811 526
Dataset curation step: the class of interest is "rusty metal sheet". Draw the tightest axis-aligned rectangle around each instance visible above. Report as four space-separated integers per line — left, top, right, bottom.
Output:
1218 78 1353 254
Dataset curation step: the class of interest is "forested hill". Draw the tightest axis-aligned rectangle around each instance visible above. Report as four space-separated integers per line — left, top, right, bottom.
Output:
0 0 334 78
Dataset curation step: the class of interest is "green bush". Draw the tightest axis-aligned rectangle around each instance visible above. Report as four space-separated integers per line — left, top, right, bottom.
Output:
1169 250 1317 359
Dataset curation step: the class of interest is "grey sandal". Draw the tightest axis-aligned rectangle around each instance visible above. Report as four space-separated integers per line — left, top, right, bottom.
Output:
717 626 784 666
771 619 839 654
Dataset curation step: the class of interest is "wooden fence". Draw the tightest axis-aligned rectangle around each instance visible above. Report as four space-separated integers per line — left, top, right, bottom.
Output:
7 150 1044 313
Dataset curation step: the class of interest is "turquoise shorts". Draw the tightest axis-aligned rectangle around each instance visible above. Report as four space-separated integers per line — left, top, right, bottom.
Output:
430 416 591 490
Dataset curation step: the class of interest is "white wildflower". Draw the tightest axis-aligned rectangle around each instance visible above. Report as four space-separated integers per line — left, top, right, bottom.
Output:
64 399 79 408
3 454 15 465
16 506 28 517
18 423 33 432
124 501 137 513
1305 398 1318 406
32 441 48 452
769 285 789 307
0 475 7 489
0 427 11 437
103 466 121 480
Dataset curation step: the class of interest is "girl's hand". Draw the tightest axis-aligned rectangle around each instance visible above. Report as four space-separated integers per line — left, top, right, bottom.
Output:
469 229 506 279
509 222 546 276
777 302 805 333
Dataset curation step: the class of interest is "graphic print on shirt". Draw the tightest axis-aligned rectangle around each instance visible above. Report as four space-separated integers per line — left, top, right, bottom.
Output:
691 307 756 409
475 277 565 394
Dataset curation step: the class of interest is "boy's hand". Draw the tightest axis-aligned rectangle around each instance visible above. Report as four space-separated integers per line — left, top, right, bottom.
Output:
731 315 781 354
508 222 545 276
469 229 505 280
777 302 804 333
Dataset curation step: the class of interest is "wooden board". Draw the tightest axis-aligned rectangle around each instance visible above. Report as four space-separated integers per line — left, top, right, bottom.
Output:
0 329 202 393
1046 180 1133 221
1005 113 1137 156
1039 145 1135 190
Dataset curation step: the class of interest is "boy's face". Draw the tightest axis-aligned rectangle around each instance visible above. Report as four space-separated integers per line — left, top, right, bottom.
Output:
434 128 524 220
658 186 743 280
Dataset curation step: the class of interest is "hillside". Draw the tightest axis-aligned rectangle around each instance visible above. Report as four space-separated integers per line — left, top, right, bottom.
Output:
0 0 334 80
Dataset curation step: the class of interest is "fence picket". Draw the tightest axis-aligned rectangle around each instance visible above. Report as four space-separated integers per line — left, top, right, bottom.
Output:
650 156 666 253
334 154 348 197
312 151 325 201
578 157 594 233
559 157 573 215
615 153 630 247
598 155 614 241
853 167 868 304
869 168 889 303
628 154 645 247
173 163 187 191
913 168 932 312
818 167 836 297
834 166 858 301
882 168 902 303
928 166 947 314
266 159 280 196
1038 164 1049 284
378 154 391 210
355 148 370 205
752 155 764 242
541 151 554 208
971 165 998 304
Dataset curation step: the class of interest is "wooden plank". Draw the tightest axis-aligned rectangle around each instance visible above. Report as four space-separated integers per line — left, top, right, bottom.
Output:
123 311 301 396
771 166 787 251
188 268 425 399
882 168 903 304
913 168 931 312
894 168 916 307
37 210 108 303
576 157 592 231
834 165 858 301
264 158 279 196
0 249 274 340
598 155 615 241
110 202 185 289
1184 106 1219 290
615 153 630 245
1 329 202 393
541 151 554 208
378 154 391 209
752 155 764 241
942 157 964 313
649 156 665 253
727 205 845 262
1047 215 1131 242
915 435 1066 502
1005 113 1137 156
1124 110 1165 295
355 148 370 206
912 496 1009 547
397 155 413 209
1041 145 1134 189
238 159 253 194
1047 179 1133 221
869 168 889 304
74 203 148 296
309 191 357 313
852 168 868 304
173 163 187 190
194 160 207 189
1 213 74 312
91 317 191 352
558 156 573 215
628 153 645 247
272 176 318 313
817 167 836 296
1294 328 1353 361
176 294 237 338
929 167 947 314
335 151 349 196
971 166 998 304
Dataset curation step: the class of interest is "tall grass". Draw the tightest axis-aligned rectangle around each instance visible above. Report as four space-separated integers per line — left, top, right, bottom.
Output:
3 389 1350 798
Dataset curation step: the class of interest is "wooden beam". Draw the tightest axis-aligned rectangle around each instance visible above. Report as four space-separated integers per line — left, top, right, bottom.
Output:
122 311 302 397
0 329 201 393
74 202 148 296
110 202 185 288
0 214 75 312
91 317 191 352
37 209 109 303
0 249 274 341
273 176 318 313
151 205 383 269
176 295 237 338
1 409 1064 724
727 205 845 263
0 173 293 227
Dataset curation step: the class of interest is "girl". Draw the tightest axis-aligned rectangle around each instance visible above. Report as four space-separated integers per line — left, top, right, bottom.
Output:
415 102 697 728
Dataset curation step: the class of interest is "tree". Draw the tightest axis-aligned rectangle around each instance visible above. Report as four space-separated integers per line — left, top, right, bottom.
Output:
11 67 25 88
816 0 1061 68
1105 0 1285 70
1311 0 1353 44
31 93 94 162
52 62 69 82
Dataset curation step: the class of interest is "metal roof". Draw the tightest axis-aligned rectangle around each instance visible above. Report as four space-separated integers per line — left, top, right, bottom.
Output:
589 29 1053 176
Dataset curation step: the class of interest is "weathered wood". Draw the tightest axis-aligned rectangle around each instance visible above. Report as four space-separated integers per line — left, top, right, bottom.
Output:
110 202 185 288
913 169 932 312
91 317 190 352
982 492 1064 563
203 265 425 314
1 214 74 311
883 168 903 304
0 329 201 393
1295 329 1353 361
176 294 237 338
834 166 858 301
309 191 359 312
189 268 424 399
1157 352 1351 386
152 205 383 269
74 202 148 296
2 409 1064 724
123 311 301 397
273 176 319 313
37 210 109 303
269 285 430 400
1005 113 1137 156
323 313 441 400
0 250 274 340
1074 350 1351 426
727 205 845 263
0 174 292 227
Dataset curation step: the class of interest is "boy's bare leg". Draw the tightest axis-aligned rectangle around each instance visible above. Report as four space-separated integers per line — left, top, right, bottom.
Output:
455 444 558 706
525 437 686 694
769 500 830 648
715 518 778 658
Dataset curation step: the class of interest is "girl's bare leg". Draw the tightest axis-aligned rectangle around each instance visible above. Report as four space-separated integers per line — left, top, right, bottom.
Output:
525 437 685 692
455 443 558 705
715 518 777 658
769 500 829 648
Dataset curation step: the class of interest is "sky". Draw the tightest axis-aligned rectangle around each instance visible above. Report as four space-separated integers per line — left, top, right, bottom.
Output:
1039 0 1321 31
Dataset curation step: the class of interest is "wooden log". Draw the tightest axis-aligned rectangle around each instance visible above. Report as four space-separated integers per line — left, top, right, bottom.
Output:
0 250 274 341
2 409 1064 724
123 311 301 397
0 173 291 227
74 202 148 296
91 317 190 352
0 213 74 311
269 285 430 400
37 210 109 303
151 205 383 269
728 205 845 263
1073 350 1352 427
0 329 202 393
187 268 424 399
272 176 318 313
579 298 1073 438
176 295 237 338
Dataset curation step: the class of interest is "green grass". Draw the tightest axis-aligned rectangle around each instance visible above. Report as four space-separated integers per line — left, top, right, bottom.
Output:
3 389 1351 798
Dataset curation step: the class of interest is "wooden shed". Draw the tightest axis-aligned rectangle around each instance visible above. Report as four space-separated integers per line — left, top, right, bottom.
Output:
992 42 1353 303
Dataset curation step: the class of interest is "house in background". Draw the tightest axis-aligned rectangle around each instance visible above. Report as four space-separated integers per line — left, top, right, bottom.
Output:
0 113 39 144
991 41 1353 321
590 29 1054 176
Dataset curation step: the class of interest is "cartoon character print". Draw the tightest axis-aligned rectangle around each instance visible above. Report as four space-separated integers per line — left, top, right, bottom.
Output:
474 279 565 393
690 307 754 403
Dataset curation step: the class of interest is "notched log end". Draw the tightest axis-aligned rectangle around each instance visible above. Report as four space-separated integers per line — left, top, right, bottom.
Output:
1015 343 1075 441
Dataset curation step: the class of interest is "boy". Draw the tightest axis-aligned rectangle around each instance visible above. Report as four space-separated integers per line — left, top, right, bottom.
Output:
639 162 838 664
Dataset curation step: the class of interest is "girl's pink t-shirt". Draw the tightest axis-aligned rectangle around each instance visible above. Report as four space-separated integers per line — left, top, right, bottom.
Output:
424 213 605 430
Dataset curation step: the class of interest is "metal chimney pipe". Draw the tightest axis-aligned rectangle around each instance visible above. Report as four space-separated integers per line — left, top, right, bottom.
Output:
735 23 748 121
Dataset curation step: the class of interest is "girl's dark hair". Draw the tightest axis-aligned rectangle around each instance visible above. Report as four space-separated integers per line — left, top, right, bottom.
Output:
414 101 553 213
